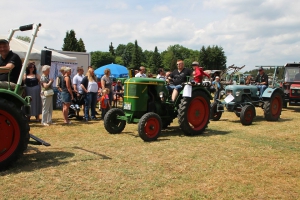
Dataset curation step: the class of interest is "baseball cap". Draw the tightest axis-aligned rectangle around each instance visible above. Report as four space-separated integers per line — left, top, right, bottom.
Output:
192 61 199 66
258 66 264 71
0 38 9 44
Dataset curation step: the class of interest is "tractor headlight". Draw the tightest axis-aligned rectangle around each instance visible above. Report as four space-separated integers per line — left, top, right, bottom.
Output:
292 90 295 94
235 91 241 96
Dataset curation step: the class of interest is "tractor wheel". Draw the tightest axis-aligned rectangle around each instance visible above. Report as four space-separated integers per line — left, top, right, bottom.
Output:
0 99 30 171
104 108 126 134
138 112 162 142
282 101 287 108
210 102 222 121
264 92 283 121
178 90 210 135
240 105 255 126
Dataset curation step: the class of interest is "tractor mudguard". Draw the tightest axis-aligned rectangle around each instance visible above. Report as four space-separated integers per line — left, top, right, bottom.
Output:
262 88 284 99
179 86 212 100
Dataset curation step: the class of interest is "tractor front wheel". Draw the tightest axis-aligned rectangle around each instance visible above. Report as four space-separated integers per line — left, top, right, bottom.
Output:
240 105 255 125
210 102 222 121
0 99 29 171
104 108 126 134
138 112 162 142
178 90 210 135
264 92 283 121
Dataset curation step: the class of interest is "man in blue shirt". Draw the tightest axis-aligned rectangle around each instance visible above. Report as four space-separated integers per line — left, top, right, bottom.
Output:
212 76 221 102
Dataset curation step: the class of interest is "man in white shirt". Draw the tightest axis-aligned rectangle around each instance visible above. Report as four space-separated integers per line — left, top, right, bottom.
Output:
73 66 84 95
135 66 147 77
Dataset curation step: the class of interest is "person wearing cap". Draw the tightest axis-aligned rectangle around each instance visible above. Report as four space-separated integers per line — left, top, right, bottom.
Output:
191 61 210 83
167 60 192 102
135 66 147 77
255 67 268 98
0 38 22 89
212 76 222 102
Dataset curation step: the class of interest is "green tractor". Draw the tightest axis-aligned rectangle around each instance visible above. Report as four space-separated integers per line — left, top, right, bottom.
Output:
104 77 212 141
0 23 50 171
210 66 284 125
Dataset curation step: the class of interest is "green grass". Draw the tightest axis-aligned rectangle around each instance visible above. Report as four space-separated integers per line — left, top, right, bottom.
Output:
0 106 300 199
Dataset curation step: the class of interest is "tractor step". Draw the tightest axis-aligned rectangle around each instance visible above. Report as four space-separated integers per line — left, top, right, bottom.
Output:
29 134 51 146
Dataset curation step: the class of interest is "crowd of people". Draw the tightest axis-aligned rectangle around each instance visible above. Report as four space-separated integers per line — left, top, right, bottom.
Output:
1 37 271 126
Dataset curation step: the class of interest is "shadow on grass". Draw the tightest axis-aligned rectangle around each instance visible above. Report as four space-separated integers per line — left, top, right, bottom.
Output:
228 115 293 125
72 146 112 159
4 146 75 173
283 106 300 112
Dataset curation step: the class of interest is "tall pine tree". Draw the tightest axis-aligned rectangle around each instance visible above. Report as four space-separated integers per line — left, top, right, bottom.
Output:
131 40 142 69
77 38 86 52
109 42 115 56
62 30 78 51
150 46 163 73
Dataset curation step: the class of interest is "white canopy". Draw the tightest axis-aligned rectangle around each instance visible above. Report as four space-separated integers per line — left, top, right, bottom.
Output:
0 35 77 63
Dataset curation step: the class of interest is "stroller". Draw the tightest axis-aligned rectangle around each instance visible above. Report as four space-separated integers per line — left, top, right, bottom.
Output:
68 92 85 120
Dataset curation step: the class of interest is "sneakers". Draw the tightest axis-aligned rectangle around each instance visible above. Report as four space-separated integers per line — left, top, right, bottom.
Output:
43 123 50 126
91 117 98 120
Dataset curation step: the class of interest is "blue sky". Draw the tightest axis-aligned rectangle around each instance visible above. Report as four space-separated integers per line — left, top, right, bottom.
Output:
1 0 300 71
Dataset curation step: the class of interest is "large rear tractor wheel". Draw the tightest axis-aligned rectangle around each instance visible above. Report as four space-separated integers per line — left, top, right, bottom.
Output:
104 108 126 134
138 112 162 142
240 105 255 126
0 99 30 171
178 90 210 135
210 102 222 121
264 92 283 121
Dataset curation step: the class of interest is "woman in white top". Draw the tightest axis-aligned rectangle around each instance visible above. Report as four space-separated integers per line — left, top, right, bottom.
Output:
81 68 99 121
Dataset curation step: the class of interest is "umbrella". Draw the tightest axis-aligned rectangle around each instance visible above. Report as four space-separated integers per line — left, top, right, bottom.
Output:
94 63 129 78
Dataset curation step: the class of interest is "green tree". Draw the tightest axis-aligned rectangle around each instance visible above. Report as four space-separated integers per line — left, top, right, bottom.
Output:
91 51 115 68
109 42 115 56
199 45 226 70
150 46 163 73
16 36 31 43
161 50 177 72
77 38 86 52
115 44 126 56
131 40 142 69
62 30 79 51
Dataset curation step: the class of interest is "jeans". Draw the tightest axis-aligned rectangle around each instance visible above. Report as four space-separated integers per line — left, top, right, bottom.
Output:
257 85 267 98
214 89 220 102
84 92 97 119
166 84 183 94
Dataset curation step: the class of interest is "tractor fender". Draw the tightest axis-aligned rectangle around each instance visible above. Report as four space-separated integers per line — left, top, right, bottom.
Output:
261 88 284 99
0 89 30 112
191 87 212 100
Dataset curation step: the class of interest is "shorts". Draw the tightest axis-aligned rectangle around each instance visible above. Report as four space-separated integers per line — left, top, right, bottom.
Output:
167 84 183 92
61 91 71 103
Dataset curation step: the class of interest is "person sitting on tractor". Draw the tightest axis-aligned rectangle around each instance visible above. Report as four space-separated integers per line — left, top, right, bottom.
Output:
156 68 166 80
191 61 210 83
167 60 192 102
135 66 147 77
0 38 22 89
255 66 268 98
294 68 300 81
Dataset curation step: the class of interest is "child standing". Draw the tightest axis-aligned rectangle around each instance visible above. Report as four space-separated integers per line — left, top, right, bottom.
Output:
192 61 210 83
100 88 111 119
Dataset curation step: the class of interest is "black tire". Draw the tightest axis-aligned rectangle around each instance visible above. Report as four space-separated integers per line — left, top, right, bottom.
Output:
104 108 126 134
240 105 255 126
264 92 283 121
0 99 30 171
283 101 287 108
210 102 222 121
138 112 162 142
178 90 210 136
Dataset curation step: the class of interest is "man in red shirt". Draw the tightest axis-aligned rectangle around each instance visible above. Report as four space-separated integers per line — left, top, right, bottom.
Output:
192 61 210 83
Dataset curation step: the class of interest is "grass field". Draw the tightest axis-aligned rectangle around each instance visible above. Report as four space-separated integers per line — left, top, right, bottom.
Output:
0 106 300 199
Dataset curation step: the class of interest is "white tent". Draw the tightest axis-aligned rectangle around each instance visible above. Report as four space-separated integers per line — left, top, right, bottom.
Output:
0 35 77 62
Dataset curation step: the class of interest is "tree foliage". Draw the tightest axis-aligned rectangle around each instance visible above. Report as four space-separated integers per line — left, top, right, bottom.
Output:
91 51 115 69
131 40 142 69
62 30 86 52
16 36 31 43
150 46 163 73
109 42 115 56
199 45 226 70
